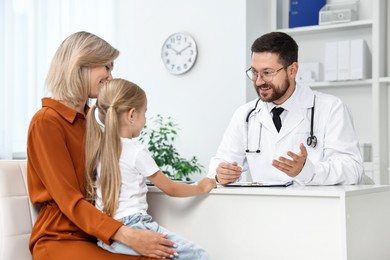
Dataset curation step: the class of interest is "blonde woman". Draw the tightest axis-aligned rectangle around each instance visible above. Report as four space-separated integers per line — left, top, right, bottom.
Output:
27 31 175 260
85 79 216 260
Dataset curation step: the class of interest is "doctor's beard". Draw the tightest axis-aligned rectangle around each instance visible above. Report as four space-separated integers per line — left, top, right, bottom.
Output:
255 77 290 103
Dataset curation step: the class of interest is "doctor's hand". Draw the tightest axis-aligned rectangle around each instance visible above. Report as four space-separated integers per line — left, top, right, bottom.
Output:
216 161 242 185
272 143 308 177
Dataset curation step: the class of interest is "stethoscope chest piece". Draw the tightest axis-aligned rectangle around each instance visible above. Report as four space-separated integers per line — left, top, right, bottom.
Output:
246 95 318 152
307 135 317 148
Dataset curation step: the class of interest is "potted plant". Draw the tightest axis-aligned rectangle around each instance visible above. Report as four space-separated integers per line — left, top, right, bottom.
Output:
139 114 204 181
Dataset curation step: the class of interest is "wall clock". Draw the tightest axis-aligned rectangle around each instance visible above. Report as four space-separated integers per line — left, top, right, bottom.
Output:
161 32 197 75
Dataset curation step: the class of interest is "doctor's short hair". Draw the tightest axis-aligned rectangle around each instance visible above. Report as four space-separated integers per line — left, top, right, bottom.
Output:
251 32 298 68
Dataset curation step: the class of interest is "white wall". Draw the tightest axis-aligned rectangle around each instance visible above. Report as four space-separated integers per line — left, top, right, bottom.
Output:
1 0 268 175
112 0 267 177
0 0 117 158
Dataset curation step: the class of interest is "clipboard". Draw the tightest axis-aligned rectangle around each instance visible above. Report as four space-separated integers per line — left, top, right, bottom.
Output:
224 180 293 187
146 181 195 186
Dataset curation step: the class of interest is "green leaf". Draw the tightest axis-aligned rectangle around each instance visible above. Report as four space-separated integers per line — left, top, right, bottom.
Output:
138 115 203 181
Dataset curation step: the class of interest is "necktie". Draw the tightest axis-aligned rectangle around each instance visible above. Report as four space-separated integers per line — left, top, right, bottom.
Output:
272 107 284 132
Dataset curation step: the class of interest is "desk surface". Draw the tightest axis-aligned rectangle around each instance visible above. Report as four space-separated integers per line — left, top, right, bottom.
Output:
147 184 390 260
149 184 390 197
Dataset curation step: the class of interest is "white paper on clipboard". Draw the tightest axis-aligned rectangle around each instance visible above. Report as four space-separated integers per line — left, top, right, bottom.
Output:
224 180 293 187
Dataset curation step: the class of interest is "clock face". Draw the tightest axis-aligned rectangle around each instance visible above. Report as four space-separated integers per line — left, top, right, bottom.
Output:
161 33 197 75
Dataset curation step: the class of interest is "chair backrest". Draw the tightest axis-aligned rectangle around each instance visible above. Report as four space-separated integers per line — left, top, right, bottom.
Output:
0 160 38 260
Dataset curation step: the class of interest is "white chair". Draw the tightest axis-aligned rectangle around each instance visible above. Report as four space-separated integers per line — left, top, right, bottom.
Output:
0 160 38 260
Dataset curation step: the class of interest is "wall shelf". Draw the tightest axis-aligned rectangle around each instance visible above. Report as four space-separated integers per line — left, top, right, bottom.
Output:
309 79 372 89
379 77 390 83
271 0 388 184
277 20 373 35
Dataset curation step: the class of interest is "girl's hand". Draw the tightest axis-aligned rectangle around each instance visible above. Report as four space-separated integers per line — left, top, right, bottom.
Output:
149 171 216 197
196 177 217 193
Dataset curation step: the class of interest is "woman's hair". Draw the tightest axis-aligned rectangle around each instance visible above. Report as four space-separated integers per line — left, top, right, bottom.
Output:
251 32 298 68
46 31 119 105
85 78 146 217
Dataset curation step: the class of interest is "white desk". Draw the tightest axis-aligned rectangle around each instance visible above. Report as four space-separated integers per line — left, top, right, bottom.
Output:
147 185 390 260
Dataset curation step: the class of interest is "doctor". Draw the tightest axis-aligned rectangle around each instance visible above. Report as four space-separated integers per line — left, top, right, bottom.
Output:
208 32 364 185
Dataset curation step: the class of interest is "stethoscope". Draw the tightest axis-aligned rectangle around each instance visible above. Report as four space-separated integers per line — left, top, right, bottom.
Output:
245 95 317 153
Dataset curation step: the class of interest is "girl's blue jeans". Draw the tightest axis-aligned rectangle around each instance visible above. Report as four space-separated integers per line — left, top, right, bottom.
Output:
98 213 209 260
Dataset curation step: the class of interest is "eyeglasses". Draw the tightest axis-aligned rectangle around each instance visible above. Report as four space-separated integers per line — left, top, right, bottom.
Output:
246 66 286 83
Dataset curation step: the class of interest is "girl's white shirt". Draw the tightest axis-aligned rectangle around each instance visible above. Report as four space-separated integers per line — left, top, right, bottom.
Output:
95 138 159 219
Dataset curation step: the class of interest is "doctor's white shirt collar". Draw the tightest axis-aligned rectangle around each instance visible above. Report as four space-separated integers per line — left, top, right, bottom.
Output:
265 84 299 123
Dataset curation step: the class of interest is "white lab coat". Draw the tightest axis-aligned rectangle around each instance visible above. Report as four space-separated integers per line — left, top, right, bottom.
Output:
208 84 364 185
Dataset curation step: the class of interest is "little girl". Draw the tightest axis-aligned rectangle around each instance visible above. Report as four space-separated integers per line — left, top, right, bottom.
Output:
85 78 216 259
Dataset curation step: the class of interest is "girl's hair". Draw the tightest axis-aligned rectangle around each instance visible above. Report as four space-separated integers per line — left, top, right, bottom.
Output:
46 31 119 105
85 78 146 217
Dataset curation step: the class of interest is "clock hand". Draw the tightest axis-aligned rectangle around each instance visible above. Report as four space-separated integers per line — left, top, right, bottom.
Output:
170 47 180 54
178 44 191 54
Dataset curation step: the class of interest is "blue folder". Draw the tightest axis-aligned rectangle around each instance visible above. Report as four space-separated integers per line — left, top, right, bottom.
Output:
289 0 326 28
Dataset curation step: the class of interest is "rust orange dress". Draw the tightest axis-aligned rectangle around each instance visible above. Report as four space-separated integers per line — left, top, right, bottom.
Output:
27 98 151 260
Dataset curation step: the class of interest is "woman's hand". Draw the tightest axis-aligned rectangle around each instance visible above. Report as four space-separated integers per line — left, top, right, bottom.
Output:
113 226 177 258
196 177 217 193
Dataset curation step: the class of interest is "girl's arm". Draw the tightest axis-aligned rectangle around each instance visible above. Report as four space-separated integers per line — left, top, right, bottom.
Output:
148 171 216 197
